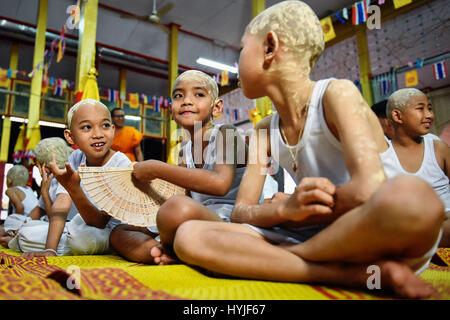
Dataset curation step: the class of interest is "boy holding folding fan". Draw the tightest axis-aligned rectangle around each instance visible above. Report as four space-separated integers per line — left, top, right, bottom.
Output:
24 99 131 257
109 70 248 265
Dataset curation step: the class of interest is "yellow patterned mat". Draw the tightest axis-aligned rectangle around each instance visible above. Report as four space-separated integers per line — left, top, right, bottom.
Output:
1 247 449 300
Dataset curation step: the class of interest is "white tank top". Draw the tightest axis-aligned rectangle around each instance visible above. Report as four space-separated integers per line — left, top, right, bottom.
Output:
12 186 39 216
381 136 450 211
184 124 246 207
270 78 350 186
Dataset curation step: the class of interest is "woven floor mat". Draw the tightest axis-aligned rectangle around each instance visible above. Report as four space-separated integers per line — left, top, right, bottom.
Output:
1 248 449 300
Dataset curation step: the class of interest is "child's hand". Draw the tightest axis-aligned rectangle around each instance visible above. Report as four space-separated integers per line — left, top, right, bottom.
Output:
49 154 80 190
22 250 57 258
278 177 336 222
38 163 54 195
132 160 158 182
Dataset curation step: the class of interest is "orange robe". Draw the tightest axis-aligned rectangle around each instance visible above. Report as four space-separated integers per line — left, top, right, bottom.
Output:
111 126 143 162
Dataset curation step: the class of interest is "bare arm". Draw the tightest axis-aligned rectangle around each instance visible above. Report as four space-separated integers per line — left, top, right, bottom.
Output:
133 125 244 196
49 158 110 228
28 206 43 220
45 194 72 251
37 163 54 215
322 79 388 216
230 117 335 227
5 188 24 214
134 143 144 162
434 140 450 179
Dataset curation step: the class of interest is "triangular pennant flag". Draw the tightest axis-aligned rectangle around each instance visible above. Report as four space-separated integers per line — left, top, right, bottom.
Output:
433 61 447 80
321 16 336 42
405 70 418 87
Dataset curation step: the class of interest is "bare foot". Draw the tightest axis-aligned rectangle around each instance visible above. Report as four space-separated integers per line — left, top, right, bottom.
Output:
377 260 440 299
150 244 178 265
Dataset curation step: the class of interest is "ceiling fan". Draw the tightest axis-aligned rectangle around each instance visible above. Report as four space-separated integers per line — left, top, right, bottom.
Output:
120 0 174 33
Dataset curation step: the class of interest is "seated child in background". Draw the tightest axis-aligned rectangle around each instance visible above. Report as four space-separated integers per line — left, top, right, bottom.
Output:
109 70 247 264
170 1 445 299
0 165 39 247
382 88 450 247
26 99 131 257
8 137 78 256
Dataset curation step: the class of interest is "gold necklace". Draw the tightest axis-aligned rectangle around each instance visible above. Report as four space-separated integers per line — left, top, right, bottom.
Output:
279 88 313 173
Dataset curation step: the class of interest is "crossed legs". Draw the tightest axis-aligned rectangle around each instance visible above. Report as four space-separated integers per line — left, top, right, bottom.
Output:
173 175 445 298
109 195 222 264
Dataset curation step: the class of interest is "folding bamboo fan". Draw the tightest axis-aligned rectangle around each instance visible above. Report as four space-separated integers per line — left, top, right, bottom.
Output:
78 166 185 227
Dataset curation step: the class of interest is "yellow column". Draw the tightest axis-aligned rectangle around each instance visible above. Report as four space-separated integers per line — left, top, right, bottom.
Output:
355 26 374 107
8 43 19 87
251 0 272 125
26 0 47 145
76 0 98 94
119 69 127 104
0 43 20 161
166 23 180 164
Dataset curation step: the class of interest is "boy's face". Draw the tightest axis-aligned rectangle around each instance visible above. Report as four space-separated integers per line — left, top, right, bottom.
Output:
238 31 265 99
402 95 434 135
170 79 220 128
64 103 115 163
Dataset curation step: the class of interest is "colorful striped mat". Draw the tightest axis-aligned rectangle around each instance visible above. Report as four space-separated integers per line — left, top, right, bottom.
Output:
0 247 449 300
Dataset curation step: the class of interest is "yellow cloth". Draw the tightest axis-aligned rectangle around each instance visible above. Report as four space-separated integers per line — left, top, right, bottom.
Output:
111 126 143 162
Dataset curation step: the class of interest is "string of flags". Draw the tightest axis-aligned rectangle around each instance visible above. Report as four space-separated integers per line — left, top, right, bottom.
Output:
103 89 172 112
321 0 414 43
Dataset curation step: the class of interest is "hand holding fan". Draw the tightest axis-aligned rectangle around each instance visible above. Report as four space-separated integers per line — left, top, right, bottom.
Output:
78 166 185 227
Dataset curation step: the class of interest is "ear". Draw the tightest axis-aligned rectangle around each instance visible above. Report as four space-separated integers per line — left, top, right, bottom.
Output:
263 31 279 69
212 99 224 119
64 129 75 146
391 109 403 125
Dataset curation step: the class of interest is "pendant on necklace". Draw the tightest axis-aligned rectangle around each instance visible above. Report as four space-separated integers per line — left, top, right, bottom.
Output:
292 161 297 172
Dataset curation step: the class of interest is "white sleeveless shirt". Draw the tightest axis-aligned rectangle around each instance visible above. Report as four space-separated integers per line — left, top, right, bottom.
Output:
270 78 350 185
11 186 39 216
381 135 450 211
184 124 246 221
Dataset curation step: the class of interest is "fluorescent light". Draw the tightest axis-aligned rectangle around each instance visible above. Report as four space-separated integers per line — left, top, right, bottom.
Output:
10 117 66 128
125 115 141 121
10 117 27 123
39 120 66 128
196 57 238 74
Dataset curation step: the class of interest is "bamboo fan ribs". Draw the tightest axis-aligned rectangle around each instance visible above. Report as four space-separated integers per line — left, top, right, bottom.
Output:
78 166 185 227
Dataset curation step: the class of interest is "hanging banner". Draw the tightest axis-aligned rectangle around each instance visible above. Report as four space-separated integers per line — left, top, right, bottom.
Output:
321 16 336 42
433 61 447 80
221 70 229 86
129 93 140 109
405 70 418 87
393 0 412 9
0 69 8 88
